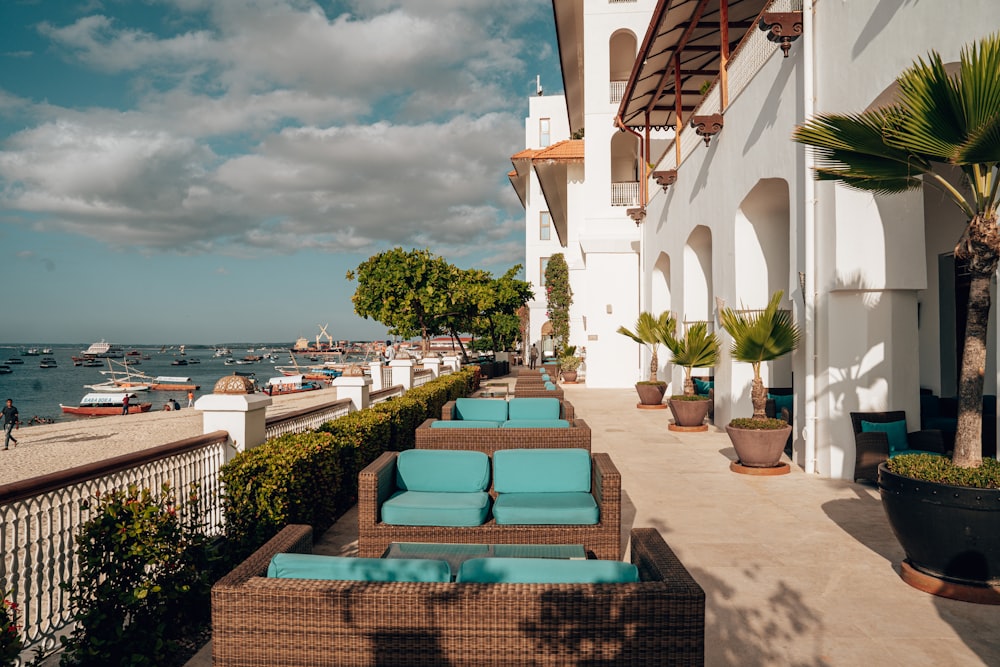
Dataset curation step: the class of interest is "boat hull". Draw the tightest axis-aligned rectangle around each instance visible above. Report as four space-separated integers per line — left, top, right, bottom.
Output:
60 404 152 416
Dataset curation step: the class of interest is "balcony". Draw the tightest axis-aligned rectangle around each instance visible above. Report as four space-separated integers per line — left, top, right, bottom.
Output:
611 181 640 207
609 80 627 104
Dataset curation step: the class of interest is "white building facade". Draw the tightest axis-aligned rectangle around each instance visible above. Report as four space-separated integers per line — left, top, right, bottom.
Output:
517 0 999 479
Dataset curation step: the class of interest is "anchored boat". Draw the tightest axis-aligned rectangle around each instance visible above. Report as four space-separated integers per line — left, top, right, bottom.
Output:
61 393 152 416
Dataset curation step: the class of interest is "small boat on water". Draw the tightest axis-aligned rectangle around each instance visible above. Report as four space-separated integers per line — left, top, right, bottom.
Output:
5 357 23 365
82 340 124 358
24 348 39 356
264 374 323 396
61 392 151 416
39 357 58 368
82 359 103 367
171 358 188 366
85 381 149 393
0 365 11 375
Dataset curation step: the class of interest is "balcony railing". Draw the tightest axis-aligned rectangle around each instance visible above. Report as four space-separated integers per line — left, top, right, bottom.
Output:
611 181 640 207
609 80 627 104
264 398 353 439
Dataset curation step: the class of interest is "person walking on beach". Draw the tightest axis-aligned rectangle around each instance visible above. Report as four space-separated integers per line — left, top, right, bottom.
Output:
121 394 130 416
529 344 538 370
187 390 194 408
2 399 19 449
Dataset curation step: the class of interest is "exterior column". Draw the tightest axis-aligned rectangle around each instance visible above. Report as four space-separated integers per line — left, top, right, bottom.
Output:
368 361 384 391
332 375 371 411
195 393 272 463
442 355 461 373
422 356 442 378
390 359 415 390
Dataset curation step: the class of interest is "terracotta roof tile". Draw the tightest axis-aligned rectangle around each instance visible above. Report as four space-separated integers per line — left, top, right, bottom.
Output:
532 139 584 163
510 148 539 160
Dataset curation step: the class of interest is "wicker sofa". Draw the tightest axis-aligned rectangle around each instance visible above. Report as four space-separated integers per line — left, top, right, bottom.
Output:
212 524 706 667
358 449 619 559
439 397 576 421
415 416 591 453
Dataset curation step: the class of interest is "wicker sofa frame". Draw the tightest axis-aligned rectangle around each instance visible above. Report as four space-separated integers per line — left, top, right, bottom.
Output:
440 398 576 421
414 417 591 453
512 384 565 399
212 524 705 667
850 410 947 483
358 450 619 560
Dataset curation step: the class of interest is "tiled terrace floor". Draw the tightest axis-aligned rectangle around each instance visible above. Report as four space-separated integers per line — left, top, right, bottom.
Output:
191 374 1000 666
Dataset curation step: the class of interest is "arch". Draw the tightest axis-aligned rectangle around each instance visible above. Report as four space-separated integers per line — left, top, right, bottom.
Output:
651 252 672 315
610 130 639 183
683 225 713 324
609 30 637 82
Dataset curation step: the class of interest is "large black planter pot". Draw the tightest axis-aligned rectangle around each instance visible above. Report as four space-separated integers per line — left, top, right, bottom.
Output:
879 462 1000 602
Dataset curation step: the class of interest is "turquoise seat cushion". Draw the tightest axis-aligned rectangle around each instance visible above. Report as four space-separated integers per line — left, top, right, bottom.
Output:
493 448 591 493
381 490 490 526
544 382 557 390
502 419 570 428
861 419 908 453
508 397 561 420
454 398 508 423
456 558 637 584
693 378 714 396
268 553 451 583
430 420 500 429
768 393 793 414
492 492 598 525
395 449 490 492
889 449 945 459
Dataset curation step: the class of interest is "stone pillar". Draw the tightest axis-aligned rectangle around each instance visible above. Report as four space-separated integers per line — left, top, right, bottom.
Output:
390 359 415 389
196 393 272 463
332 374 371 411
422 356 442 378
442 355 461 373
368 361 384 391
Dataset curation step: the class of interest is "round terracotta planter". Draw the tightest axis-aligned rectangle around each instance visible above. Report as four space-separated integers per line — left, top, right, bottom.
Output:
561 370 578 383
725 424 792 469
668 398 710 431
879 463 1000 603
635 383 667 409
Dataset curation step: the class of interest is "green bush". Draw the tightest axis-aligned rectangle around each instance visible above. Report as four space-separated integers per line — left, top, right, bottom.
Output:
728 417 788 430
0 591 23 667
60 483 213 667
888 453 1000 488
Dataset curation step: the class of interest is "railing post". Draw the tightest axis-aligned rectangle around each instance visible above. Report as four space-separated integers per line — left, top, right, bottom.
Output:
421 356 442 378
389 359 415 390
368 361 384 391
332 375 371 411
442 355 461 373
195 393 272 463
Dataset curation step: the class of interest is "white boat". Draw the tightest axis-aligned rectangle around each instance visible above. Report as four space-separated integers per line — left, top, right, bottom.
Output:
83 340 124 358
61 392 152 416
85 381 149 393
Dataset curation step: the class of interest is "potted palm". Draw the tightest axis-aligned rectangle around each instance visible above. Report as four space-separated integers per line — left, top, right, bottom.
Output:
794 34 1000 601
719 291 800 473
665 321 719 431
617 311 676 409
559 345 582 383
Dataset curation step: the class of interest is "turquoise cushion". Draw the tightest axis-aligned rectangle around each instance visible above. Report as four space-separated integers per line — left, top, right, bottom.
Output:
454 398 508 423
492 492 598 525
544 382 557 390
508 397 561 420
502 419 570 428
861 419 908 453
267 554 451 582
493 448 591 493
768 393 793 414
430 420 501 429
456 558 637 584
693 378 714 395
381 490 490 526
395 450 490 492
540 373 550 381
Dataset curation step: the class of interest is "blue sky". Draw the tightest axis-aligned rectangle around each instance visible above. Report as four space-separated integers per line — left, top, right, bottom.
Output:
0 0 562 345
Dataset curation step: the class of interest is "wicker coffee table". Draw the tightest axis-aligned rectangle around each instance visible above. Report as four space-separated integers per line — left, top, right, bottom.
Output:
384 542 587 579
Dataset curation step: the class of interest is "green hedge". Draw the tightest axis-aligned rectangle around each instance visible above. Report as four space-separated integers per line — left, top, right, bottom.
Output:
220 369 475 557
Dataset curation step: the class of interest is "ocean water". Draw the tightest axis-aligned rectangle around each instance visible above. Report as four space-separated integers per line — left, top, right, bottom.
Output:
0 344 367 425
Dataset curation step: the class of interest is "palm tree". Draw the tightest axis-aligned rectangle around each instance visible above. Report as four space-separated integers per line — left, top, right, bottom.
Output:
665 322 720 396
793 34 1000 468
719 291 800 419
617 311 676 382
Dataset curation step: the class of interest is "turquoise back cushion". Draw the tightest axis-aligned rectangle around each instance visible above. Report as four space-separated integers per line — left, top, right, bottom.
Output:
396 450 490 492
693 378 714 395
430 420 501 429
456 558 638 584
508 397 561 420
861 419 908 453
454 398 508 423
493 448 591 493
544 382 557 390
502 419 570 428
768 393 793 414
268 554 451 583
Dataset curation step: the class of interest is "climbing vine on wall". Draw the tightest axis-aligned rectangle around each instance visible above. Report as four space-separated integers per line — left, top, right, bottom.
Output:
544 253 572 351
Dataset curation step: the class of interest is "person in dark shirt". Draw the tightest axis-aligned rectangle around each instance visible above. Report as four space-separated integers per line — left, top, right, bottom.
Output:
2 398 19 449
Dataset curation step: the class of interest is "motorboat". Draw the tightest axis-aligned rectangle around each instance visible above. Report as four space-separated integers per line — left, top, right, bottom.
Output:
85 381 149 393
39 357 58 368
5 357 23 365
61 393 152 416
82 340 124 358
171 358 188 366
0 365 11 375
264 374 323 395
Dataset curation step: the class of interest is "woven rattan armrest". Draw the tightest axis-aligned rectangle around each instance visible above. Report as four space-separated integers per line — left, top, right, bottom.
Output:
213 524 313 589
358 451 399 528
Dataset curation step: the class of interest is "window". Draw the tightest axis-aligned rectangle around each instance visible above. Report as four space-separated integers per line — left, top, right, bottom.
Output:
539 118 551 147
539 211 551 241
539 257 549 287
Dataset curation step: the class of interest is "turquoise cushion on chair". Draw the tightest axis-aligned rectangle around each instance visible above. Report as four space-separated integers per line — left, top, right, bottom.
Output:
508 397 561 420
492 492 598 524
544 381 557 390
693 378 714 395
381 490 490 526
430 420 501 429
861 419 908 453
454 398 508 423
395 449 490 492
268 554 451 582
768 393 793 415
456 558 637 584
502 419 570 428
493 448 591 493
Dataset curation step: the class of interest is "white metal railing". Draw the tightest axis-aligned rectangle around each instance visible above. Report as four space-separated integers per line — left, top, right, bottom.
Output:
381 366 393 389
611 181 640 207
610 80 627 104
413 369 434 388
0 433 228 660
264 398 353 439
371 386 405 404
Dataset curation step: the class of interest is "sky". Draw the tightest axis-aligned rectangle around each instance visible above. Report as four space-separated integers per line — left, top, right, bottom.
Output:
0 0 563 345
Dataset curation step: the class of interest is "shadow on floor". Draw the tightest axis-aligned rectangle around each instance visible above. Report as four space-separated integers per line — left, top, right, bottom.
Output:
820 481 902 563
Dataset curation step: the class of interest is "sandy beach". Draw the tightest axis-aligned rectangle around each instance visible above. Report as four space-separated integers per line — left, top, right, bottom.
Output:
0 386 343 486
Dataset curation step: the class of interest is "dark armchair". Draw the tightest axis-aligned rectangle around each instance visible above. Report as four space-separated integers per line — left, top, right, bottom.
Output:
850 411 948 484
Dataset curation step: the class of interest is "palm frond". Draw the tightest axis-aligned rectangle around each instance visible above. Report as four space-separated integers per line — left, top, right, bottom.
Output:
669 322 719 369
719 291 800 365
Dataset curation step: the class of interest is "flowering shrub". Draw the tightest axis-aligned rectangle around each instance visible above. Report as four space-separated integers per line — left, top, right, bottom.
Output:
544 253 572 351
0 591 23 666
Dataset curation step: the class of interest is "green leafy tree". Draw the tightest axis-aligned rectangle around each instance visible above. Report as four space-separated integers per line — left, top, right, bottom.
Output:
793 34 1000 468
719 291 800 420
466 266 534 353
666 321 720 396
617 311 677 383
544 253 573 351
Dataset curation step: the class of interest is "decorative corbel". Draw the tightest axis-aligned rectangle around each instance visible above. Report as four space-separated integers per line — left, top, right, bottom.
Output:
651 170 678 192
689 114 724 147
759 12 803 58
627 207 646 226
